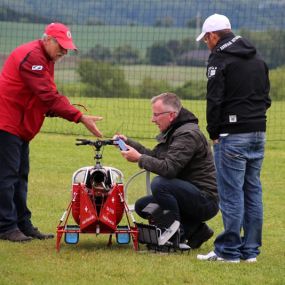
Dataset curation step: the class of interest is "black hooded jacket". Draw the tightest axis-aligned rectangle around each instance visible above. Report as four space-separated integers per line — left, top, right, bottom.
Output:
206 33 271 140
127 107 218 200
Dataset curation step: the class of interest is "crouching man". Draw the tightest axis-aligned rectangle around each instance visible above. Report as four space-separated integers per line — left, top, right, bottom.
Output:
116 92 219 249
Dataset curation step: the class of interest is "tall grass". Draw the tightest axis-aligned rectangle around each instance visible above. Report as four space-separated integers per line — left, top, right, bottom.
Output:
0 133 284 285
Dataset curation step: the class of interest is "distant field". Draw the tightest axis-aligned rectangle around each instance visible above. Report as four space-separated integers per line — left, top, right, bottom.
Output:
54 65 206 87
0 21 196 54
121 65 207 86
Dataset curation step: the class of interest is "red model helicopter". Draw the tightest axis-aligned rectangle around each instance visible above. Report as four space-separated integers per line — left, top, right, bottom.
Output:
56 138 189 253
56 138 139 251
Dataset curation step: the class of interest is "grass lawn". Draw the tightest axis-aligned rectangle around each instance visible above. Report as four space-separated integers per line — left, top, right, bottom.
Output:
0 133 284 285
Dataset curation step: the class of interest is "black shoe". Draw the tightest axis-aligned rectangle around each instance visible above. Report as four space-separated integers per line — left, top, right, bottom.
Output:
22 227 54 240
187 224 214 249
0 229 32 242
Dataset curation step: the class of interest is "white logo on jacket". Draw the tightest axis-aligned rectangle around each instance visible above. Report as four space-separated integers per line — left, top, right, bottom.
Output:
207 66 217 78
219 36 242 51
32 65 43 70
229 115 237 123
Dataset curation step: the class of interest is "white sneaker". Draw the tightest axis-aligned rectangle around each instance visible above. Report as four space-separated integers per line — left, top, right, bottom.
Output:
197 251 240 263
245 257 257 263
158 220 180 245
197 251 218 261
178 242 191 251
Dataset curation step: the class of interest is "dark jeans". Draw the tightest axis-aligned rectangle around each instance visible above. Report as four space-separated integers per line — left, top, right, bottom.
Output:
0 130 32 233
135 176 219 238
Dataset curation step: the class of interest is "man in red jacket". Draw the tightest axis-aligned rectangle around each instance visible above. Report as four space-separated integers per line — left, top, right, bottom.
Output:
0 23 103 242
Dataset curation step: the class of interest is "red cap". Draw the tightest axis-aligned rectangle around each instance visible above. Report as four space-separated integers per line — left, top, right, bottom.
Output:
44 22 77 50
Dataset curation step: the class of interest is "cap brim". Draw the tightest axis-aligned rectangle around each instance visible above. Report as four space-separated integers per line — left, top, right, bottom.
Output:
196 32 206 42
57 39 77 50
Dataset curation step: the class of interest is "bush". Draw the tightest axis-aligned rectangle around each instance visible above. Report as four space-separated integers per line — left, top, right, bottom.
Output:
138 77 172 98
113 45 141 64
84 45 112 62
77 59 130 98
175 80 207 100
146 42 173 65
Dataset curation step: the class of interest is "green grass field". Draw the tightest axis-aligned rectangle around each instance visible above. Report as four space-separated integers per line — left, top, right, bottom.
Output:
41 97 285 141
0 20 284 284
0 97 284 285
0 133 284 285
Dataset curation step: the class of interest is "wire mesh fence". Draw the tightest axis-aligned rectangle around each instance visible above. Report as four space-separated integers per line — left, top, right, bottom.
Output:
0 0 284 140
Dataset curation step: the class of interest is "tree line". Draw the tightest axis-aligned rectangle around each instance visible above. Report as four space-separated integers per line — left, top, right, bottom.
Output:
82 29 285 69
83 38 208 67
74 28 285 100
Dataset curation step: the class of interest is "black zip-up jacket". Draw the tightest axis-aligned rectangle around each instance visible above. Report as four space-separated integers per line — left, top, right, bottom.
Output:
127 107 218 200
206 32 271 140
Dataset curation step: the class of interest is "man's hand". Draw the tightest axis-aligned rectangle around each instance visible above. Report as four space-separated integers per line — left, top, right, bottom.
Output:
112 133 128 142
121 145 141 162
79 114 103 138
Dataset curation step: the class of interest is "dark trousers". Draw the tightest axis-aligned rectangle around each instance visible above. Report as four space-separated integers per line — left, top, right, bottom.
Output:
135 176 219 238
0 130 32 233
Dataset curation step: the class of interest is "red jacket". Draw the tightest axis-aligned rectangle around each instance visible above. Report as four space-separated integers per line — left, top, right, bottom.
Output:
0 40 82 141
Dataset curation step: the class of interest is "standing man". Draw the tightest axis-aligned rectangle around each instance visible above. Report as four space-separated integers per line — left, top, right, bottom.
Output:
0 23 103 242
116 92 219 249
196 14 271 262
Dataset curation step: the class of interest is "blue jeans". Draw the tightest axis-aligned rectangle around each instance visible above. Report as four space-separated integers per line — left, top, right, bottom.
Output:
213 132 265 260
0 131 32 233
135 176 219 239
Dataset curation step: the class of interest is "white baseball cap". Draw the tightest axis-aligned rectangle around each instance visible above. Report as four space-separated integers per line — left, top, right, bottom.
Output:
196 14 231 42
